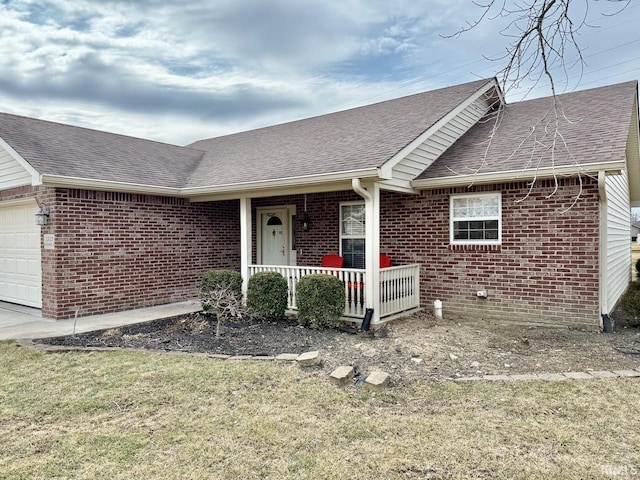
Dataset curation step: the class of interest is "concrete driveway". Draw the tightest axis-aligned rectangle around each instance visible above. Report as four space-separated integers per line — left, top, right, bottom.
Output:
0 300 201 340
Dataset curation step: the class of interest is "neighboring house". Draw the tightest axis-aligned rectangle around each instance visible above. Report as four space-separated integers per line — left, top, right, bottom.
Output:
632 223 640 242
0 77 638 329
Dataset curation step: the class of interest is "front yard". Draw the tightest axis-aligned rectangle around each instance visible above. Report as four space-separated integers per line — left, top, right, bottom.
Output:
1 341 639 479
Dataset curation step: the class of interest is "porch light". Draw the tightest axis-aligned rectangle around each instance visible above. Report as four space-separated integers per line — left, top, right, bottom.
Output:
302 212 311 231
302 194 311 231
35 204 50 226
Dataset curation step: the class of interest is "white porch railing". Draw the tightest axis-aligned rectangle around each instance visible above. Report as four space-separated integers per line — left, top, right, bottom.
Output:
379 264 421 317
248 263 420 320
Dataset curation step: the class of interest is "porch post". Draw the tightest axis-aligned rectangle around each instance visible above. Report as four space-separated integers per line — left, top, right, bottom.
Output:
239 196 252 301
353 179 381 325
366 183 381 325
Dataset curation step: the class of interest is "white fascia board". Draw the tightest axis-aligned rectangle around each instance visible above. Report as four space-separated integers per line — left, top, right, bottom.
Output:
412 161 626 189
377 178 417 194
181 168 380 197
378 78 500 179
0 135 41 185
39 174 184 196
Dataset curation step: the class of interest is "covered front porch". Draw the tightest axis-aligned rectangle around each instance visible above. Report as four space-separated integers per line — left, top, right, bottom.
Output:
228 178 422 327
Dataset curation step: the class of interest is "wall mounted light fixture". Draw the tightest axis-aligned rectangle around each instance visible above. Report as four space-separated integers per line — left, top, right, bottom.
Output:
302 212 311 231
35 203 50 226
302 194 311 231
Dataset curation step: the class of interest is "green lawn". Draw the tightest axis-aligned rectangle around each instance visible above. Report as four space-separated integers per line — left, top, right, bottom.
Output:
1 341 639 479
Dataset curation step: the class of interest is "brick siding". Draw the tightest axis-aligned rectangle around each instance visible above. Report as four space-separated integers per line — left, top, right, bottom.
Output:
41 189 240 319
252 191 361 266
381 178 601 327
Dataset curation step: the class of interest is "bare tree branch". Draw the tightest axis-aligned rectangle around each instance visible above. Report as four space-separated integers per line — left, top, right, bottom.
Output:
444 0 628 209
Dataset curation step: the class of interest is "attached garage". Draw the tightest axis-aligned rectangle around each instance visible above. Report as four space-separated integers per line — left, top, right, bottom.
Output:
0 200 42 308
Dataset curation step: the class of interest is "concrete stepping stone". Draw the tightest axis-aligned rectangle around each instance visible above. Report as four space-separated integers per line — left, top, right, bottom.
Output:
329 366 354 386
297 351 321 366
364 371 390 392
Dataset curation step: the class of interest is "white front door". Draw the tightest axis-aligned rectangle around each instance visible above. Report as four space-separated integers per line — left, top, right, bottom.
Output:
260 210 289 265
0 200 42 308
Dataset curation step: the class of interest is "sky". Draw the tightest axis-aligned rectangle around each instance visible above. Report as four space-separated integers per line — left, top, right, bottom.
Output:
0 0 638 146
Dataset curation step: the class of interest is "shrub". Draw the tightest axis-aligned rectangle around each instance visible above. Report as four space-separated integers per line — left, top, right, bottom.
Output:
200 270 244 337
296 274 345 329
613 281 640 327
247 272 288 320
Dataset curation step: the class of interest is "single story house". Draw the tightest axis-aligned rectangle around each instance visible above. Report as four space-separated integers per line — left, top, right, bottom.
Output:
0 77 638 329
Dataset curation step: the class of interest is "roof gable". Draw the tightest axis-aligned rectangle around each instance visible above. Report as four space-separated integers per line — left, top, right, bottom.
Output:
415 81 639 187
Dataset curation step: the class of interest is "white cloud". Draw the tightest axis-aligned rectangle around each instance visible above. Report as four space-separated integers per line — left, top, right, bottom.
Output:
0 0 637 145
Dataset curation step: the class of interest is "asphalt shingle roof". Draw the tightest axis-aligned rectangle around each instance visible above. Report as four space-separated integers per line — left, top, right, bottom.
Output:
185 79 493 187
418 81 638 180
0 79 636 193
0 113 203 188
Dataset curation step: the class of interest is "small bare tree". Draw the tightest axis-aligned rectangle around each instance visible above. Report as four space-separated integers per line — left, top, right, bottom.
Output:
200 286 244 337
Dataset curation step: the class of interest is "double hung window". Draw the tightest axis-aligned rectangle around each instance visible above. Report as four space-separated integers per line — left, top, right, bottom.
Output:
450 193 501 244
340 203 365 268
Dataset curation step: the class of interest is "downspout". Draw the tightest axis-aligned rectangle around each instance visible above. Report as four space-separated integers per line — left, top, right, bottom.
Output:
598 171 611 331
352 178 380 326
352 178 371 202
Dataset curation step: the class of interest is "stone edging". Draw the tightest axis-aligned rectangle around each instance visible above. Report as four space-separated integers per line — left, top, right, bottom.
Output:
18 340 640 390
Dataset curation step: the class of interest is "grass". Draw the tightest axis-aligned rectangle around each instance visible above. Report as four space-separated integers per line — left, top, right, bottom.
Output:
1 341 639 479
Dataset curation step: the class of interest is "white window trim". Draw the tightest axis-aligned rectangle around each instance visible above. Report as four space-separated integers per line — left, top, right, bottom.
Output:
450 192 502 245
339 201 365 261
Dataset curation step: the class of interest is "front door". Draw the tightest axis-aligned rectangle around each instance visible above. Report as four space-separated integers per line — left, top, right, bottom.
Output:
260 210 289 265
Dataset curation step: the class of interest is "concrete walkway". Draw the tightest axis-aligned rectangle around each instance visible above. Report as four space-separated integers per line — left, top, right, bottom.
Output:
0 300 201 340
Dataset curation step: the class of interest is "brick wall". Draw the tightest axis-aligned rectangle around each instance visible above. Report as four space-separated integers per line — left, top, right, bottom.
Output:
1 181 602 325
252 191 361 266
381 178 601 327
42 189 240 319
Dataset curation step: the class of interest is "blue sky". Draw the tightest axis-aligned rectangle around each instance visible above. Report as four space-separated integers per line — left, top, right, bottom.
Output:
0 0 637 145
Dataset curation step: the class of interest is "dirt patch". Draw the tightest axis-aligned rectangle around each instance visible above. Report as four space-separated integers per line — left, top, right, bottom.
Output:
38 312 640 384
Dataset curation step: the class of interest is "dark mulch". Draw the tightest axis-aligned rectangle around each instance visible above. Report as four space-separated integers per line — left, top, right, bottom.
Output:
38 313 355 357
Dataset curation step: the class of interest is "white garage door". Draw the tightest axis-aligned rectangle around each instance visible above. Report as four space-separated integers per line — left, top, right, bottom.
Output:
0 200 42 308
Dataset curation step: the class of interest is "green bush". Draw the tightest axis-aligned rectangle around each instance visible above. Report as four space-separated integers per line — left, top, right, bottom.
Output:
613 281 640 327
296 274 345 329
247 271 288 320
201 270 243 301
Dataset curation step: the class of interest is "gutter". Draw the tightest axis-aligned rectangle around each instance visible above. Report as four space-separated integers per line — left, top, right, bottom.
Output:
39 174 184 196
39 167 381 198
412 161 626 190
181 168 380 196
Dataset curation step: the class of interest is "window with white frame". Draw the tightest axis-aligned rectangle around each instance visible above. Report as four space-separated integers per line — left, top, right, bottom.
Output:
340 202 365 268
450 193 501 244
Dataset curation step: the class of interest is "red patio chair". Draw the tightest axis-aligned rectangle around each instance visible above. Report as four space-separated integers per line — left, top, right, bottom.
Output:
380 254 392 268
321 254 344 268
